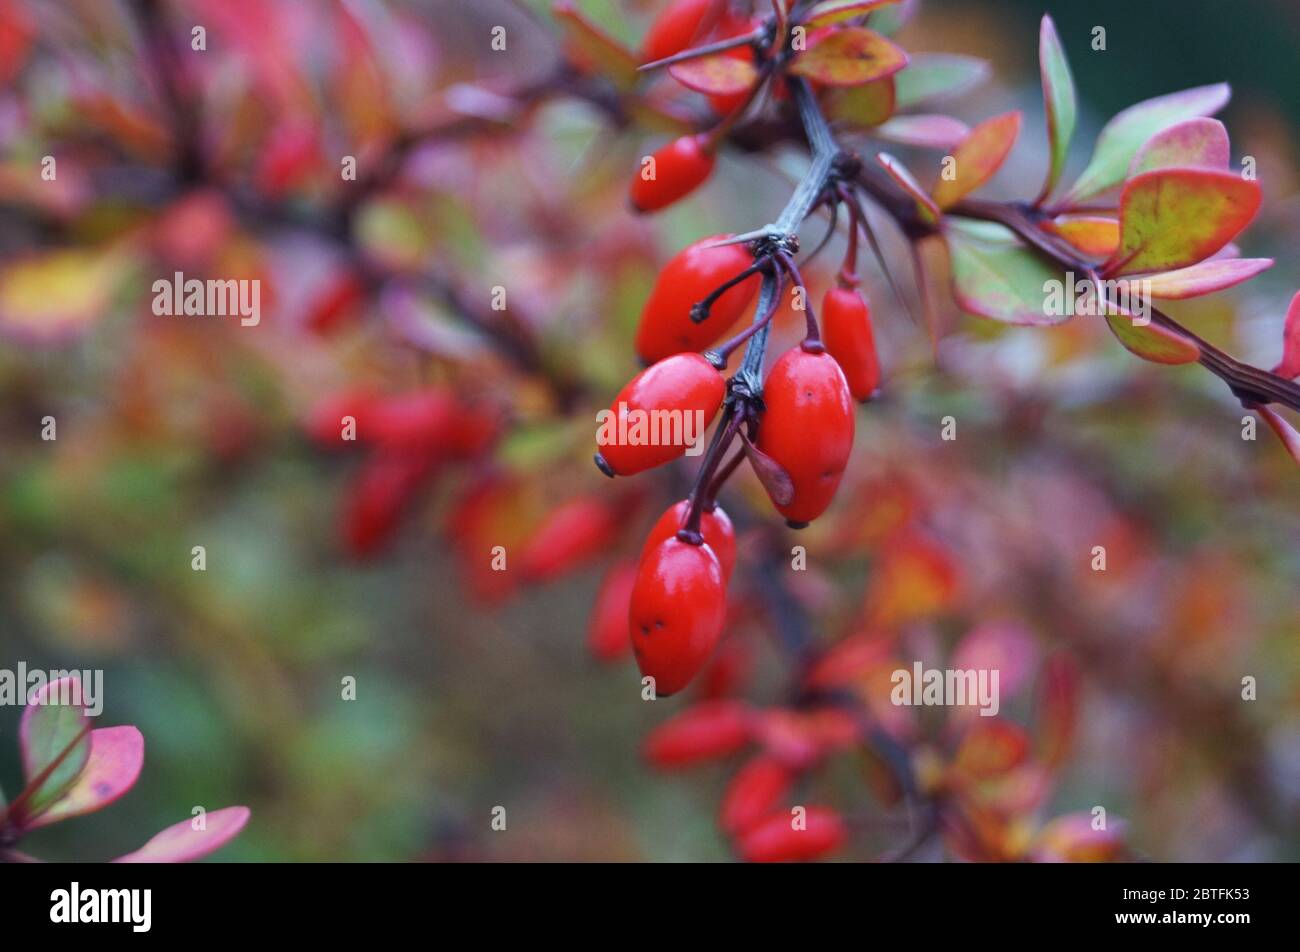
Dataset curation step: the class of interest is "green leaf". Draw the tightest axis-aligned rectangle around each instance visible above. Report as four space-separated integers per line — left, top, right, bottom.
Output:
876 152 939 224
1061 83 1231 205
1104 167 1261 277
893 53 990 108
1037 15 1077 203
944 219 1068 325
669 54 759 95
1105 313 1200 364
16 676 93 823
932 111 1021 210
804 0 900 28
1128 117 1229 176
823 77 895 127
788 26 908 87
1138 257 1272 300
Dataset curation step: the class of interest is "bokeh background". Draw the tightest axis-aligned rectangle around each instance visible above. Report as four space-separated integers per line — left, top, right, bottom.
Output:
2 0 1298 861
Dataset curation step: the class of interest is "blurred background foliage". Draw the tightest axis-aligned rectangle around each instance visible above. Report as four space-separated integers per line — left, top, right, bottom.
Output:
1 0 1298 861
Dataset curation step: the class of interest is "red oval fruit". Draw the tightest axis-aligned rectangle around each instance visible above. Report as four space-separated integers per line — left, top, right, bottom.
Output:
642 699 754 769
821 286 881 401
342 451 435 558
595 353 725 476
720 756 795 836
634 235 759 364
736 806 848 862
641 0 715 63
640 499 736 581
629 537 726 697
519 496 620 583
587 559 638 662
630 134 716 213
755 346 855 526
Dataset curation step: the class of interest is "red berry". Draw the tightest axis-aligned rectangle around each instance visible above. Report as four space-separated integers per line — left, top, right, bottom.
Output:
736 806 848 862
821 286 881 401
519 496 620 583
720 756 794 836
305 388 379 448
587 559 638 662
641 0 715 63
642 700 754 769
634 235 759 364
629 537 726 696
640 499 736 581
630 134 716 213
342 451 434 558
755 346 855 526
595 353 725 476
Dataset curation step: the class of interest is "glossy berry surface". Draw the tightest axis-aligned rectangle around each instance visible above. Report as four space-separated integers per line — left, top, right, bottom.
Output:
596 353 725 476
629 537 726 697
755 346 855 525
821 286 881 402
736 806 848 862
640 499 736 581
634 235 759 364
630 134 716 213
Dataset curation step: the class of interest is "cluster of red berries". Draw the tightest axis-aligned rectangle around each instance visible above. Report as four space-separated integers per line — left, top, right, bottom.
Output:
594 224 881 700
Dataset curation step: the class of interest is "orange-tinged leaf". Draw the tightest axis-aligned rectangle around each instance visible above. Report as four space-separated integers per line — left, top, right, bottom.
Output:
951 719 1030 781
803 0 900 28
1105 313 1201 364
1104 168 1261 277
823 77 895 127
876 152 939 224
789 26 908 88
0 248 129 344
1043 215 1119 258
669 53 759 95
1273 291 1300 378
932 111 1021 209
1129 117 1229 176
876 114 968 149
1138 257 1272 300
552 0 640 89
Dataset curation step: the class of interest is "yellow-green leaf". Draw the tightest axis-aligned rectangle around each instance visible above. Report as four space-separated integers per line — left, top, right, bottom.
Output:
1105 313 1200 364
0 247 128 344
945 219 1067 325
803 0 900 28
1037 15 1077 203
789 26 908 88
823 77 895 127
669 54 759 95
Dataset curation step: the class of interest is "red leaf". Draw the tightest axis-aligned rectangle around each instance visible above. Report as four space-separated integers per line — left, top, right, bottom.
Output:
1273 291 1300 379
1139 257 1272 300
27 727 144 829
1129 117 1230 176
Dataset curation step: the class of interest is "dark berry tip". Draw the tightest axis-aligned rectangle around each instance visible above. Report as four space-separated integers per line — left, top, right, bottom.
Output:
593 453 616 478
785 519 810 530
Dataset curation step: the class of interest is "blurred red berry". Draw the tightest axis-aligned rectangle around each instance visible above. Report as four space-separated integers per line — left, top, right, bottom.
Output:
736 806 847 862
642 699 753 768
720 755 794 836
588 559 638 662
520 496 620 583
630 134 716 213
342 451 434 558
641 0 716 63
